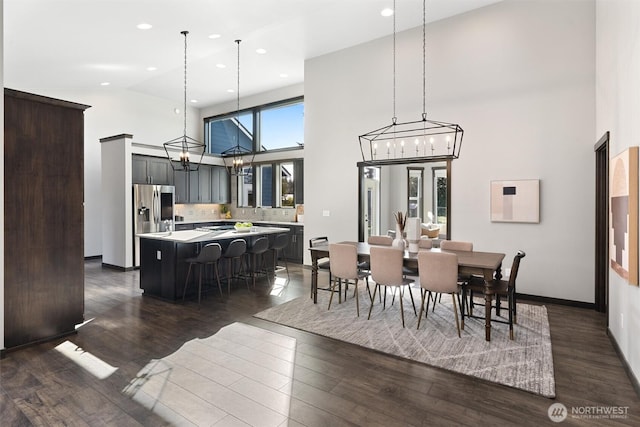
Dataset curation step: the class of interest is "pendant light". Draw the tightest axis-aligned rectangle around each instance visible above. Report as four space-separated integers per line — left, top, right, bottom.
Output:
222 39 255 176
164 30 205 172
358 0 463 165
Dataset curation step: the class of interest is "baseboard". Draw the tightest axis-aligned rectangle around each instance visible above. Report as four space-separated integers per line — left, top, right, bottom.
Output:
101 263 136 272
1 329 78 358
84 255 102 261
516 293 595 309
607 328 640 398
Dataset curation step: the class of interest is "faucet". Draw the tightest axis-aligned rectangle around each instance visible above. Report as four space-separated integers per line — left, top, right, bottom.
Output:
164 219 172 234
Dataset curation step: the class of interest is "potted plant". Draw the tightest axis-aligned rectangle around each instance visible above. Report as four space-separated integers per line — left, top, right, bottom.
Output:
220 204 229 219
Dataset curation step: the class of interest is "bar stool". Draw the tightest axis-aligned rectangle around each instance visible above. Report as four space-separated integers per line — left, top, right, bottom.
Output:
245 237 271 287
221 239 249 295
270 233 290 279
182 243 223 304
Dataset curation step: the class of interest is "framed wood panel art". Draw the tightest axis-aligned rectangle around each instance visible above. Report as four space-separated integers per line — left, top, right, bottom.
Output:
490 179 540 223
610 146 639 286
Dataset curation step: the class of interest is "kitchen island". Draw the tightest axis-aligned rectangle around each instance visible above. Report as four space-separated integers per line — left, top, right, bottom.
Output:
138 225 289 301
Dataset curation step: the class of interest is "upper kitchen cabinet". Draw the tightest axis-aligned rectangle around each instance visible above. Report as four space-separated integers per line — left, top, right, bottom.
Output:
4 88 89 350
132 154 174 185
174 164 229 204
212 166 230 204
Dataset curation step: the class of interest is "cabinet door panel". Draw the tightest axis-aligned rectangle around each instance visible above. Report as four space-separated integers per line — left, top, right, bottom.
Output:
198 166 212 203
148 158 173 185
174 169 189 203
132 156 148 184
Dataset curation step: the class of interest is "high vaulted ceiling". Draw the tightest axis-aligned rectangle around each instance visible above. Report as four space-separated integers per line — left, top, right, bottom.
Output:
4 0 502 108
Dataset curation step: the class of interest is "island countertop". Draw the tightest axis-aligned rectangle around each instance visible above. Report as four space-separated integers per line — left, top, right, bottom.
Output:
138 225 290 243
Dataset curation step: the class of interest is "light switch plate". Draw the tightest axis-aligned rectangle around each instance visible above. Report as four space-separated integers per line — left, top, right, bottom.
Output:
156 251 161 260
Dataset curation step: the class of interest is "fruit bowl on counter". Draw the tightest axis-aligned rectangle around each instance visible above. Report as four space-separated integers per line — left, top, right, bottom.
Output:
234 222 253 233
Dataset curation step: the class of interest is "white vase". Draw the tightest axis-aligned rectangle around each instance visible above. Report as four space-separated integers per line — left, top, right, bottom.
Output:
392 225 405 250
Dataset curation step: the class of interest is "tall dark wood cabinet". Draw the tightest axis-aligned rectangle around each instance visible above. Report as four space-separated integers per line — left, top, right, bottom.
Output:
4 89 90 350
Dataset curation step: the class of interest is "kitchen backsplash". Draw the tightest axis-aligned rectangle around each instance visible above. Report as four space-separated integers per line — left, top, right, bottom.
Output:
175 204 298 222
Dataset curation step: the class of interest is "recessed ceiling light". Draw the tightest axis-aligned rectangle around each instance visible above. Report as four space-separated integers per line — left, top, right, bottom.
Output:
279 73 289 78
136 23 152 30
100 82 110 86
256 48 267 54
146 66 157 71
208 34 221 39
174 108 180 115
216 63 226 69
190 99 198 103
227 89 235 93
381 8 394 17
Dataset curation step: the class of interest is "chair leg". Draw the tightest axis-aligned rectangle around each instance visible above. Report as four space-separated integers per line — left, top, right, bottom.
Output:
513 290 517 324
452 293 461 338
328 277 339 311
407 285 417 316
425 291 432 319
355 279 360 317
399 287 405 328
367 284 379 320
417 289 426 330
214 262 223 298
509 291 514 340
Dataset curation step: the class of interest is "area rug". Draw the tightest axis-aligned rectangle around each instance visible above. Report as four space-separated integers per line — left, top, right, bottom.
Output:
254 286 556 398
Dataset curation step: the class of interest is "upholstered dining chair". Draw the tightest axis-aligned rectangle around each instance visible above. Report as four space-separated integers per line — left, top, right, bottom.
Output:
439 240 473 251
367 235 393 246
182 243 223 304
368 246 416 328
416 251 461 337
462 250 525 340
418 237 433 249
328 243 370 317
245 237 271 288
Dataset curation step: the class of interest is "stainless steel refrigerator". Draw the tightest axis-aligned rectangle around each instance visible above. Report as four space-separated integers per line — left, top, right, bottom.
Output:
133 184 175 267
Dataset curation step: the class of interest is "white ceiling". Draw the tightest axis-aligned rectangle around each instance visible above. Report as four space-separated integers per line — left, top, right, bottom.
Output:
3 0 502 108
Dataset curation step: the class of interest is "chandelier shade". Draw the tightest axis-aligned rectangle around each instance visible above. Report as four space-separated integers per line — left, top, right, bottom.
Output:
164 30 205 172
222 39 255 176
358 0 463 165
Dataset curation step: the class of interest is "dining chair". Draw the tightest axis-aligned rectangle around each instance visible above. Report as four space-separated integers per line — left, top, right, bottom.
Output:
367 235 393 246
419 237 433 249
221 239 249 295
367 246 416 328
439 240 473 251
309 236 333 297
416 251 461 337
439 239 473 309
328 243 370 317
182 243 223 304
462 250 526 340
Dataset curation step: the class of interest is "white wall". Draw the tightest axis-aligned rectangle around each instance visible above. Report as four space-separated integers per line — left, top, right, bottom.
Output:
596 0 640 389
305 0 596 302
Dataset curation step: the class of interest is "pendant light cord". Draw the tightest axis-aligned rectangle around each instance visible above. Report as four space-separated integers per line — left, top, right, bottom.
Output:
392 0 397 124
236 39 241 146
422 0 427 120
181 30 188 138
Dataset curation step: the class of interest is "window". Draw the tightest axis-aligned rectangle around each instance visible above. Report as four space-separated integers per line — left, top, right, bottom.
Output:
407 168 424 219
260 102 304 151
237 160 303 208
205 111 253 155
205 97 303 155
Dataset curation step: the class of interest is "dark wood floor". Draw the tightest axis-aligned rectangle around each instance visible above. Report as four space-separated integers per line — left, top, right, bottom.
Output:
1 260 639 426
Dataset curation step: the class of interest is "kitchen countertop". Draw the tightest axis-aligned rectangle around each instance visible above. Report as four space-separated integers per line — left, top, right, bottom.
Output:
138 225 291 243
175 219 303 226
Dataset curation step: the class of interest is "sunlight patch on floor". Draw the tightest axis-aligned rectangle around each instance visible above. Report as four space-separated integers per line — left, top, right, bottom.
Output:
122 322 296 427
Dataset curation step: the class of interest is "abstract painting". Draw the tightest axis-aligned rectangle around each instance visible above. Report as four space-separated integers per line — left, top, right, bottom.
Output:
490 179 540 223
610 147 638 285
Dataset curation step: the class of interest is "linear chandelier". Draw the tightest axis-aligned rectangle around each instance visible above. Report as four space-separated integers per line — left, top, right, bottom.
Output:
164 30 205 172
222 39 255 176
358 0 463 165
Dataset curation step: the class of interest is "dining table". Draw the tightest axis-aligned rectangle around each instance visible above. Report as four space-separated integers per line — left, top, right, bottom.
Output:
309 241 506 341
